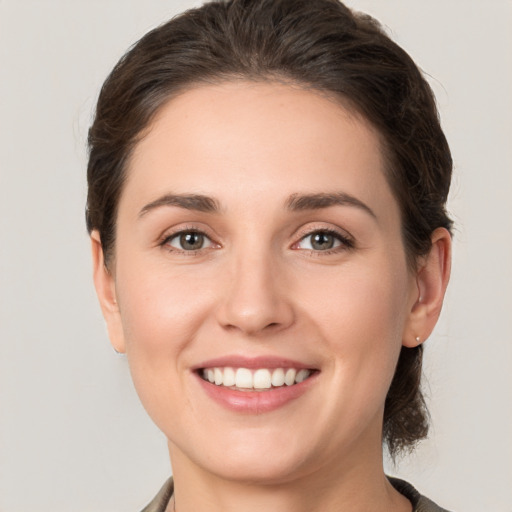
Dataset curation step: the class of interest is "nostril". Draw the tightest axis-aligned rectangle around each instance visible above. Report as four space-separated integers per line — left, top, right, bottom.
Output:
216 285 295 335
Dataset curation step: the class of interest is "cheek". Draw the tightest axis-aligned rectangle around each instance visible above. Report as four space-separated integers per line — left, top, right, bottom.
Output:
114 257 214 399
113 264 214 431
116 255 209 346
301 266 410 439
302 260 410 386
305 258 409 337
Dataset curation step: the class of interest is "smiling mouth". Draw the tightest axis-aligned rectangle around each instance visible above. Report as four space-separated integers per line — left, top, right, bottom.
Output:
199 367 315 391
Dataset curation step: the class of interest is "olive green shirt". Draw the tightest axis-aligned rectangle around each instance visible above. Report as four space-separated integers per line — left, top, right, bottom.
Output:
141 477 452 512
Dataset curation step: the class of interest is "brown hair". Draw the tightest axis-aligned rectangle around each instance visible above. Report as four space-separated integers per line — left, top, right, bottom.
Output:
86 0 452 457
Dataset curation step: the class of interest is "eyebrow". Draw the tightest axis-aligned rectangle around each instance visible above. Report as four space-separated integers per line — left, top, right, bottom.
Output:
138 193 220 217
138 191 376 219
286 192 376 218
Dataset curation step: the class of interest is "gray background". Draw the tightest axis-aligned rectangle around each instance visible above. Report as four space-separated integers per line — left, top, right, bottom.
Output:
1 0 511 510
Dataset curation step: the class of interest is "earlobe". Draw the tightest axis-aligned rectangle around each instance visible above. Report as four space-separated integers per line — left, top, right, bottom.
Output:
403 227 452 348
91 231 126 354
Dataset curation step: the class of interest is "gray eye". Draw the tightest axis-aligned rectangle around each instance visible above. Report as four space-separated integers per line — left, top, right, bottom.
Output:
310 232 335 250
169 232 210 251
297 231 342 251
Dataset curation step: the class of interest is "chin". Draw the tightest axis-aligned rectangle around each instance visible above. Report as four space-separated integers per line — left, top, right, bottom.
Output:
202 451 312 485
171 427 318 485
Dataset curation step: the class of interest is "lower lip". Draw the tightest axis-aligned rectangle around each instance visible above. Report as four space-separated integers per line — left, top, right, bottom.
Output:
195 372 317 414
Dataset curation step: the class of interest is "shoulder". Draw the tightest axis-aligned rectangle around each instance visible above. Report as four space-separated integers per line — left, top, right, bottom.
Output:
141 476 452 512
140 478 174 512
389 477 453 512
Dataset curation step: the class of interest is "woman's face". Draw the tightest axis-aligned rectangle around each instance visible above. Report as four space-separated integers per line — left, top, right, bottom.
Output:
100 81 420 483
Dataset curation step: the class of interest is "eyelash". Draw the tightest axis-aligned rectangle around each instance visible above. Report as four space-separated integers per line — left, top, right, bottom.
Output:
159 226 218 255
293 228 355 255
159 227 354 255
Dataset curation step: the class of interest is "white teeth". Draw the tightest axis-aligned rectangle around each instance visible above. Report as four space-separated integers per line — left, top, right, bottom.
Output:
223 367 236 387
202 367 313 389
295 369 310 383
235 368 253 389
214 368 223 385
253 369 272 389
271 368 285 387
285 368 296 386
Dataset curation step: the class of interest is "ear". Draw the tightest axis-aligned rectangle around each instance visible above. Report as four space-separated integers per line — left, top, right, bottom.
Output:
91 230 126 353
403 227 452 348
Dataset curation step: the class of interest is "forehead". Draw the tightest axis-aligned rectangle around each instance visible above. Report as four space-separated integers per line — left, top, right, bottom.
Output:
123 81 397 222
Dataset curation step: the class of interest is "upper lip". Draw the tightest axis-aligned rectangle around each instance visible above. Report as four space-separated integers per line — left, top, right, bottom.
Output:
192 355 317 371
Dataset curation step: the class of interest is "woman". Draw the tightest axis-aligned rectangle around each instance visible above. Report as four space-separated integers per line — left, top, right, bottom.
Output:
87 0 452 510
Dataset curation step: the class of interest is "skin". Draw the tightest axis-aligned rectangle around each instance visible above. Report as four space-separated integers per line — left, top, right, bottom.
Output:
92 81 451 512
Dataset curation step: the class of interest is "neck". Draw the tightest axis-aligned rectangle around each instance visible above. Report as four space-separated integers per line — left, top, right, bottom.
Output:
166 437 411 512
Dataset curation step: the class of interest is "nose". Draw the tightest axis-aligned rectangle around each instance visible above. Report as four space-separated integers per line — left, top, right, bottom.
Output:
216 250 295 336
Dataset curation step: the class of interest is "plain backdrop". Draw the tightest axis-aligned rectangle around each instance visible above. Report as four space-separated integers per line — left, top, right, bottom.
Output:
1 1 511 510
